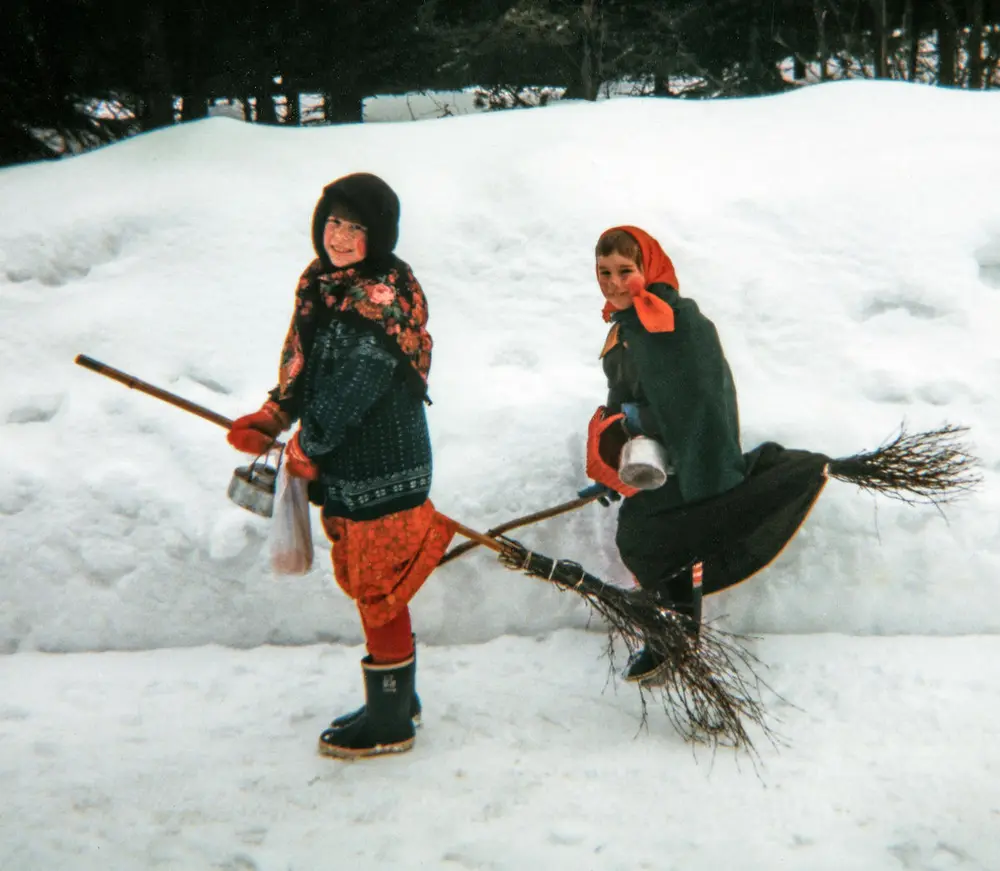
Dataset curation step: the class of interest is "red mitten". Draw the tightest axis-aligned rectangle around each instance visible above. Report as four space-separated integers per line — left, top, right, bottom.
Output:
586 406 640 498
284 431 320 481
227 401 287 454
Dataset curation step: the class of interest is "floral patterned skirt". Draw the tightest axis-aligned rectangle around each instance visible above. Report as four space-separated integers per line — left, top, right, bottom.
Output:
322 500 457 627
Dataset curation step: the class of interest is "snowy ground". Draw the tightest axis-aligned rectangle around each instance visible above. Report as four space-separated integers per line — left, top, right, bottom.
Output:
2 79 1000 868
2 632 998 871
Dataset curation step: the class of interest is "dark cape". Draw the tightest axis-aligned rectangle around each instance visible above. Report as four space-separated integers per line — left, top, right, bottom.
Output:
606 282 746 508
616 441 830 596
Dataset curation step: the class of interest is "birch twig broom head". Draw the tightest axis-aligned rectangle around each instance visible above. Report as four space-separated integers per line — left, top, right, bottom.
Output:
496 541 777 754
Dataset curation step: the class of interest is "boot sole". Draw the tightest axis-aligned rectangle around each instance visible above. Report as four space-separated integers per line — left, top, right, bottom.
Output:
317 736 415 759
624 660 673 686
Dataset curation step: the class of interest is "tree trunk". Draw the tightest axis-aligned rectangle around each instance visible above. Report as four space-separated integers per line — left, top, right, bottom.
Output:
285 91 301 125
323 87 363 123
814 0 829 80
141 94 174 129
580 39 595 99
967 0 985 88
872 0 888 78
578 0 602 101
179 95 208 122
653 75 671 96
255 84 278 124
905 0 920 81
937 1 958 86
986 27 1000 88
175 3 206 125
139 4 174 129
748 21 763 91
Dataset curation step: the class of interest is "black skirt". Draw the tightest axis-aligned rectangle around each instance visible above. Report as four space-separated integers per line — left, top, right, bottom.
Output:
615 442 830 598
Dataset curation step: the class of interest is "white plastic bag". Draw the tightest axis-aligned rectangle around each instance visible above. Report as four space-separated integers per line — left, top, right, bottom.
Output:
269 462 314 575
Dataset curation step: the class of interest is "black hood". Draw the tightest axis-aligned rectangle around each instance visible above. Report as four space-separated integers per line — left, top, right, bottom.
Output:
311 172 401 271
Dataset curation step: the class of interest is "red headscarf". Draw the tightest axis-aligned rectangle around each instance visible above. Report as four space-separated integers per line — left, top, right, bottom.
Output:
599 225 679 333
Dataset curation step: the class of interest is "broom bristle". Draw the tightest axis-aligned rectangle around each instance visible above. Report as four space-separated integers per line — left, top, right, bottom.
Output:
497 543 778 754
829 424 982 506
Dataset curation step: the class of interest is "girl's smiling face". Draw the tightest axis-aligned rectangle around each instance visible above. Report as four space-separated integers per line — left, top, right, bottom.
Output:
597 253 643 310
323 207 368 267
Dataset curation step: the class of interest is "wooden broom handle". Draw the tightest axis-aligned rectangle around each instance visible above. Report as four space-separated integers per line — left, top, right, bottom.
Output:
446 518 512 555
437 492 600 565
75 354 282 444
75 354 553 557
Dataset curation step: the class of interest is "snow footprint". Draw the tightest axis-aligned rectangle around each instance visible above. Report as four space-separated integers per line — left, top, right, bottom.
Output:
859 296 945 322
1 219 141 287
0 471 43 516
178 369 232 396
860 371 980 408
0 705 30 721
216 855 260 871
5 393 64 424
976 237 1000 289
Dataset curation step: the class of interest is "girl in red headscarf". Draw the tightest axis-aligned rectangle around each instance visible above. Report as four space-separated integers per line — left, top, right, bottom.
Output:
586 226 746 683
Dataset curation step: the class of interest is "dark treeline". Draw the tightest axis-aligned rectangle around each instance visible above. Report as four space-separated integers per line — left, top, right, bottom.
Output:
2 0 999 166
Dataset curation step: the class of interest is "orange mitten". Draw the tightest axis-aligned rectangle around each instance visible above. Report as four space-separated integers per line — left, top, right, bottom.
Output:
227 401 287 454
284 430 319 481
586 406 640 498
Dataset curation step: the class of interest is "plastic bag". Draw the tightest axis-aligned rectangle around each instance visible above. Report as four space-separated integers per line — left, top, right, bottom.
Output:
269 462 314 575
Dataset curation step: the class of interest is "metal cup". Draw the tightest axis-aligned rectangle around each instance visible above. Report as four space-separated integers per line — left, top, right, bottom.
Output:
618 435 671 490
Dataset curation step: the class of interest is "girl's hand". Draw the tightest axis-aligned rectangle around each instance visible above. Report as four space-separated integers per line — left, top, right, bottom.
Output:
284 431 320 481
227 402 285 454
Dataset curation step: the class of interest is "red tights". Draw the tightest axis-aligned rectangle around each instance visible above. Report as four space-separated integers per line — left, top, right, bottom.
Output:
361 605 414 664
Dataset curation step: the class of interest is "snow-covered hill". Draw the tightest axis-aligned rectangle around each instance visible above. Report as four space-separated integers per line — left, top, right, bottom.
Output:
2 80 1000 654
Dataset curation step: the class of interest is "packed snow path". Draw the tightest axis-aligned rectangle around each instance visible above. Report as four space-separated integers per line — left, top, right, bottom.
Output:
2 631 997 871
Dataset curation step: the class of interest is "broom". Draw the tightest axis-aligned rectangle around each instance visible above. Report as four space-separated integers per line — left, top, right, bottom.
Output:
76 354 779 749
75 355 982 753
826 423 981 506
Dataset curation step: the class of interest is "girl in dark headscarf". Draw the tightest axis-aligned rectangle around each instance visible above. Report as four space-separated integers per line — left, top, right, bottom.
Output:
228 173 455 759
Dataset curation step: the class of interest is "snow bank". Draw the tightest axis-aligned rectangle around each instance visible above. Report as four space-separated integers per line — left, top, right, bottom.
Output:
2 80 1000 652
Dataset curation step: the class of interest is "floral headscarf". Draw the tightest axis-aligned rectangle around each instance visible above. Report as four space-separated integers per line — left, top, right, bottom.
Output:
274 257 432 408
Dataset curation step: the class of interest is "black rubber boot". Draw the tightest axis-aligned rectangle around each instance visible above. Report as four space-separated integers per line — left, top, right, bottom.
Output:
624 568 703 685
623 645 665 682
318 656 417 759
329 639 421 730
